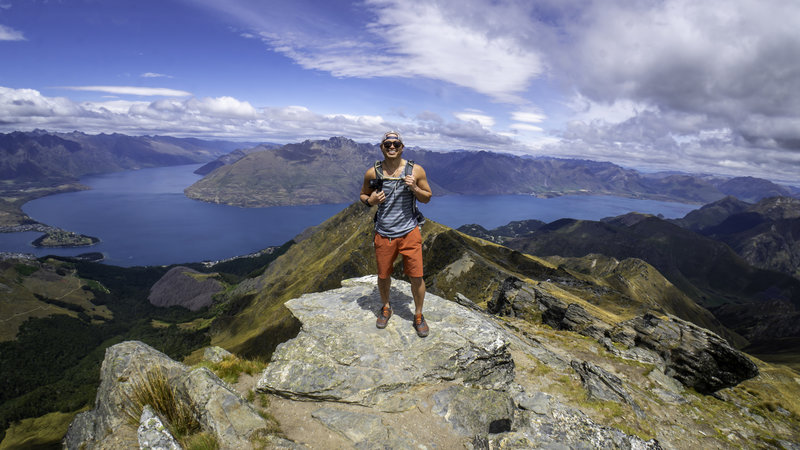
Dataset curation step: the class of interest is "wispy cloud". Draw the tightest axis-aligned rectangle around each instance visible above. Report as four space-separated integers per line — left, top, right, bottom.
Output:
60 86 192 97
0 23 25 41
511 111 546 124
195 0 545 103
140 72 172 79
454 110 495 127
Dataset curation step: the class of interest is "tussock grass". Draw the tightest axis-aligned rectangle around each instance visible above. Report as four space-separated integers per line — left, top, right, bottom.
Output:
196 355 266 384
183 432 220 450
123 368 201 440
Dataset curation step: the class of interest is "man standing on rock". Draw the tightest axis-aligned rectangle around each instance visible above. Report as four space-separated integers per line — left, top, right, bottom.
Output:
360 131 433 337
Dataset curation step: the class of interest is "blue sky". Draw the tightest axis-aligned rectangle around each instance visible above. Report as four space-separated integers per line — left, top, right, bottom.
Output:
1 0 799 184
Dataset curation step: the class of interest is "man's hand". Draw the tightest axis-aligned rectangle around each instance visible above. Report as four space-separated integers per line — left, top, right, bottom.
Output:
370 190 387 205
404 175 417 192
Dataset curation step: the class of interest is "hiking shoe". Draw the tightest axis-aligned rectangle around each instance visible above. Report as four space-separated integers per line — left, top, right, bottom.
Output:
376 304 392 329
413 313 429 337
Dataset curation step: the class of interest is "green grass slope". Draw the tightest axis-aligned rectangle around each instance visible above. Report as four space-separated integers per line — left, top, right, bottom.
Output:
208 202 742 361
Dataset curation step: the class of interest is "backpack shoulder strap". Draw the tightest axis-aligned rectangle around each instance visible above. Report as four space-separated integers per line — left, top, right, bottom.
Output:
374 160 384 178
405 160 415 177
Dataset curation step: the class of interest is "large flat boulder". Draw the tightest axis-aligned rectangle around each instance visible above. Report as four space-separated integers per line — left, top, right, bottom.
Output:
256 276 515 408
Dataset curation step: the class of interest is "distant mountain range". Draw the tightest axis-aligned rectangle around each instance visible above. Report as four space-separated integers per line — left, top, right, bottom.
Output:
192 144 281 176
186 136 798 207
1 131 796 207
0 130 255 182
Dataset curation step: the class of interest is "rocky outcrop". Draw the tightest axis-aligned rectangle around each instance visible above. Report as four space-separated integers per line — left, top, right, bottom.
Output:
487 390 662 449
570 360 644 418
487 276 539 320
623 313 759 394
256 275 515 408
60 276 799 449
256 276 661 448
490 276 759 394
202 345 233 363
63 341 270 449
148 266 223 311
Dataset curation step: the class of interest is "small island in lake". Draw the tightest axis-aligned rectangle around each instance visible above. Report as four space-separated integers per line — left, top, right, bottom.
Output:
32 229 100 248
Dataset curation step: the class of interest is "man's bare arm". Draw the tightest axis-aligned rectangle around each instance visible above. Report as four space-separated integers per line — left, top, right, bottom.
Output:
406 164 432 204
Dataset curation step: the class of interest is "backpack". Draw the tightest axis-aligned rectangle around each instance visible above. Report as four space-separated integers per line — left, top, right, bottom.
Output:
373 160 426 227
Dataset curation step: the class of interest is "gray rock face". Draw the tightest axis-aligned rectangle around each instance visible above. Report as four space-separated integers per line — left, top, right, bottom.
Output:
570 360 644 418
179 367 267 446
488 276 541 321
490 276 759 394
257 277 661 449
310 407 417 449
497 399 663 450
63 341 269 449
623 313 759 394
64 341 185 449
432 385 515 436
202 345 233 364
256 276 515 407
561 303 612 340
137 405 182 450
491 277 611 340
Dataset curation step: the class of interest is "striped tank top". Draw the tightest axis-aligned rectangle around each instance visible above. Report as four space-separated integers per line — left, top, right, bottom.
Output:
375 164 418 238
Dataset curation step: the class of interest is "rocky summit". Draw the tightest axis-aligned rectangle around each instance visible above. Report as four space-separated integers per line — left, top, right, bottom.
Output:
256 275 515 407
256 275 661 449
250 276 796 449
62 276 800 449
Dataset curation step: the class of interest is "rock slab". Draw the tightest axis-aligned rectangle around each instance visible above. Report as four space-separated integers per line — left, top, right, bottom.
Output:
624 313 759 394
256 275 515 407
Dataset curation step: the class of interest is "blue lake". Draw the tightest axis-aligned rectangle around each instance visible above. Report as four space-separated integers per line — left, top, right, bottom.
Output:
0 164 699 267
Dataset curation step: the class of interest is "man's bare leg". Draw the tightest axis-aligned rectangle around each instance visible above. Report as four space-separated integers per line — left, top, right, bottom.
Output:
410 276 425 315
378 276 392 307
376 277 393 329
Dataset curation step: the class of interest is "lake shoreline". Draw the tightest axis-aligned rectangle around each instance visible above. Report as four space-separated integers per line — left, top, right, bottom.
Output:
1 165 701 267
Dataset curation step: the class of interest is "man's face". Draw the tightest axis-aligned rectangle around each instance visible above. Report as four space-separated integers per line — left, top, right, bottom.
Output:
381 138 403 159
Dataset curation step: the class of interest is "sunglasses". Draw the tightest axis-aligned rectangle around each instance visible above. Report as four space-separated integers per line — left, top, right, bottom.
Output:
383 141 402 149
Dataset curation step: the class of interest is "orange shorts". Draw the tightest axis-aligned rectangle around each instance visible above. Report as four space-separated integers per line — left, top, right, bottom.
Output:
374 226 424 279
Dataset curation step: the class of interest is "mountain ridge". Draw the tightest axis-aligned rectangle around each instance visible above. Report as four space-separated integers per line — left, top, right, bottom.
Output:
184 136 798 208
673 196 800 279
